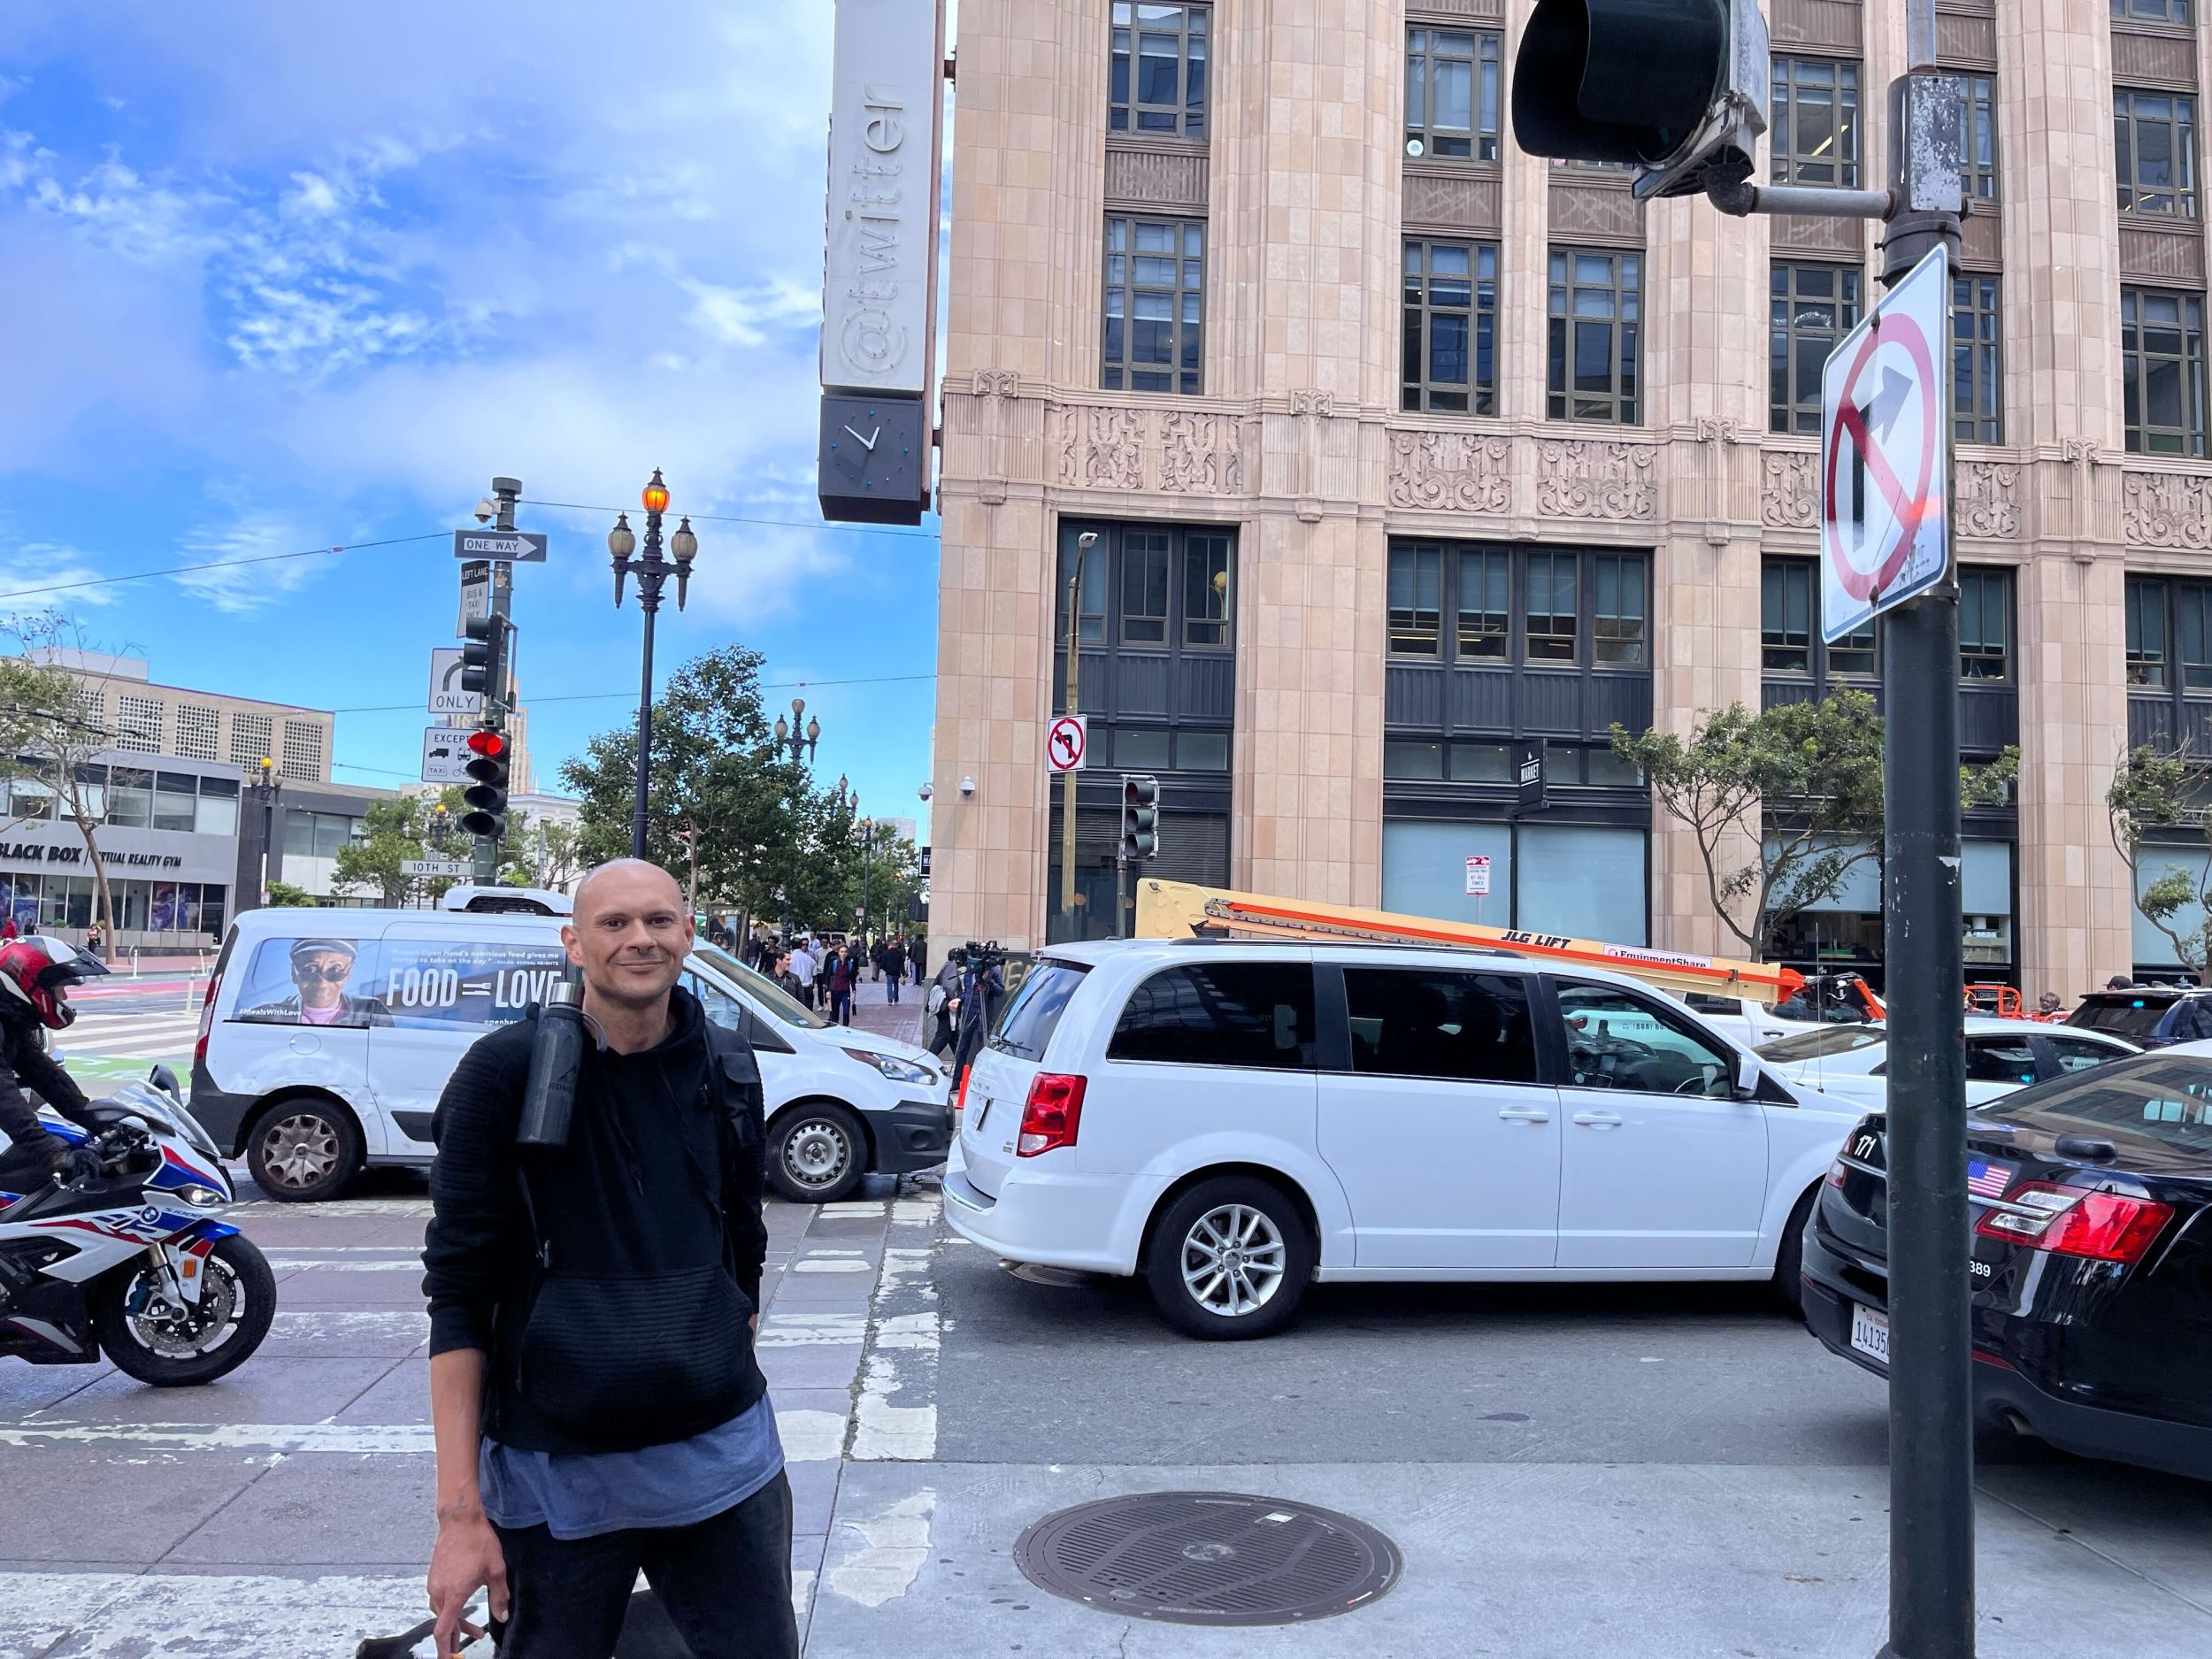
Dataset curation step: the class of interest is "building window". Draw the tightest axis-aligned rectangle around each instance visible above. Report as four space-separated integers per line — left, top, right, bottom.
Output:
1770 263 1863 434
1110 3 1209 140
174 704 219 761
1402 241 1498 414
1547 250 1640 424
1120 532 1171 644
1524 551 1579 664
1771 58 1860 188
1958 569 2011 681
1183 533 1231 647
1593 553 1647 666
74 687 104 731
280 721 325 781
2115 0 2194 19
1405 27 1500 161
1389 543 1645 669
113 695 165 753
1388 545 1443 657
1763 557 1876 680
230 711 274 768
1456 548 1510 661
2116 89 2198 218
2128 575 2170 687
2124 287 2209 456
1953 275 2003 444
1103 216 1204 395
1959 74 1999 201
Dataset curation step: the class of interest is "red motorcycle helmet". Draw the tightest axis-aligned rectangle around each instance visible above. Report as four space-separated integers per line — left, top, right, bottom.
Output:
0 934 111 1031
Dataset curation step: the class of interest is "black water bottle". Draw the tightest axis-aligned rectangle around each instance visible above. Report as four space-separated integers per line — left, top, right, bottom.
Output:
517 969 586 1148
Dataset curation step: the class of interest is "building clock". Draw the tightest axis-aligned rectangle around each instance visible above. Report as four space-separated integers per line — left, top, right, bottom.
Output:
818 393 928 526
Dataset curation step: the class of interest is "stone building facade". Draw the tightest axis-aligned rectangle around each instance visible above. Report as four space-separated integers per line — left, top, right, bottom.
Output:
927 0 2212 992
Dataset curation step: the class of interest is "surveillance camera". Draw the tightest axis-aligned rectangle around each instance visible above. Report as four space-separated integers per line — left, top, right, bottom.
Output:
918 782 934 802
474 498 496 524
958 775 976 796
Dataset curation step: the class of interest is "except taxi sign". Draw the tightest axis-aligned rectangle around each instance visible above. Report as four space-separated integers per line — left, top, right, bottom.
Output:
1819 244 1951 644
1046 714 1088 773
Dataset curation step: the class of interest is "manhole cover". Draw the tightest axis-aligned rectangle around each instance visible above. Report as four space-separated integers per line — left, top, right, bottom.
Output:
1013 1491 1401 1626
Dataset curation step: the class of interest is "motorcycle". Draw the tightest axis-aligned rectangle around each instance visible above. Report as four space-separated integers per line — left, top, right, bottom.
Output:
0 1065 275 1386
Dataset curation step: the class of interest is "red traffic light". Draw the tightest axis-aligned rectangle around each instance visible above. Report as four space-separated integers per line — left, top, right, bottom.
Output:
465 730 506 758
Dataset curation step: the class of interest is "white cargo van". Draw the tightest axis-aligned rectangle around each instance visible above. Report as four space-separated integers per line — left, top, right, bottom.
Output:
188 908 950 1204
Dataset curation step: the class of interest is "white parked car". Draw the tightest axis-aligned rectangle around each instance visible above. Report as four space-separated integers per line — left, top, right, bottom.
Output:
944 939 1865 1339
1755 1017 2140 1111
188 908 951 1203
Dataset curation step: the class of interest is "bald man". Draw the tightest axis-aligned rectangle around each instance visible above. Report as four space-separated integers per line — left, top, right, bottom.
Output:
421 859 794 1659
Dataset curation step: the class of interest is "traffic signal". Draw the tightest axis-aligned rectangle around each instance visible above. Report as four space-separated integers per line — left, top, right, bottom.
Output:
1513 0 1768 199
1119 774 1161 863
460 613 511 703
459 728 510 838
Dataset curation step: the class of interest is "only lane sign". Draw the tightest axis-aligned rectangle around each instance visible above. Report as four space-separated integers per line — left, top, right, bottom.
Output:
1820 244 1950 643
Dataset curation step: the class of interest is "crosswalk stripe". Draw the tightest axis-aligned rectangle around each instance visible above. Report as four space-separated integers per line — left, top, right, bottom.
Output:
0 1408 849 1460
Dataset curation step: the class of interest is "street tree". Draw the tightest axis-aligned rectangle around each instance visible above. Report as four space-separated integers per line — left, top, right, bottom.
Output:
264 881 315 908
333 789 534 906
562 645 813 918
1611 692 2016 959
2107 744 2212 979
1 611 153 959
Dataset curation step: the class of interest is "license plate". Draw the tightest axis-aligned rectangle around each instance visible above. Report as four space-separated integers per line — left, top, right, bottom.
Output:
1849 1303 1890 1364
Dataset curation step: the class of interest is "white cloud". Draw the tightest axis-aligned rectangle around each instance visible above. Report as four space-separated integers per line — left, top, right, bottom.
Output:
0 541 121 608
168 513 335 614
680 275 818 348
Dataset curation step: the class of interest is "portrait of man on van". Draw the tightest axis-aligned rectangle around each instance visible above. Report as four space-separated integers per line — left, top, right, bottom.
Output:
237 937 394 1028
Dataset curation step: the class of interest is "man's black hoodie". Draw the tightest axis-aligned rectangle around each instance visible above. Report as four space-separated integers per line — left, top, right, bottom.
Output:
421 986 769 1455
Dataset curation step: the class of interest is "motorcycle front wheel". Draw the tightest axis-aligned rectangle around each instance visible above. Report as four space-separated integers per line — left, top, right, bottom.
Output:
94 1233 277 1386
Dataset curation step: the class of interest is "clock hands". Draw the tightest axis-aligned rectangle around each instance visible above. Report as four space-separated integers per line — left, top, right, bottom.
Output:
841 425 880 452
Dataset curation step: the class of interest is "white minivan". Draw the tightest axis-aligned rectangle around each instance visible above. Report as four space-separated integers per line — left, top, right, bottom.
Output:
946 939 1863 1339
188 908 951 1203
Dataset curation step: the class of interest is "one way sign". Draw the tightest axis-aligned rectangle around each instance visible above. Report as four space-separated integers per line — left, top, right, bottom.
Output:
1819 245 1950 643
453 528 549 563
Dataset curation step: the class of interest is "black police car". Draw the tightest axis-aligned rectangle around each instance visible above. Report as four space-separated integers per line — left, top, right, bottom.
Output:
1801 1048 2212 1481
2067 985 2212 1048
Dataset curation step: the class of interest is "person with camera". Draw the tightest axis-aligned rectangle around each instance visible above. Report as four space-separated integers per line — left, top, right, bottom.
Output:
924 949 964 1060
421 859 794 1659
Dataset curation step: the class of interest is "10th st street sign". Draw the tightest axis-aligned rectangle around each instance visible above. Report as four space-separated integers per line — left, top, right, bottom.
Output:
452 528 549 563
1819 244 1951 642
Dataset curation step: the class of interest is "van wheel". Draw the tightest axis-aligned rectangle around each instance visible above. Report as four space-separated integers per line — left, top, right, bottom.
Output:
1145 1177 1314 1340
246 1098 362 1203
768 1104 865 1204
1772 1184 1819 1314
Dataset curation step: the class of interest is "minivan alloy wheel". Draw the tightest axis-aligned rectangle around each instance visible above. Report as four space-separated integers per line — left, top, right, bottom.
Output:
1181 1203 1286 1317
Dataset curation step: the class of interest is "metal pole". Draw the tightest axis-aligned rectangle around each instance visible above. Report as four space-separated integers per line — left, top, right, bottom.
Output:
1877 23 1973 1659
1059 535 1090 936
631 595 657 862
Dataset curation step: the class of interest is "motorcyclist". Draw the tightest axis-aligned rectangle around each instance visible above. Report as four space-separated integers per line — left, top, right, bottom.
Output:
0 935 111 1193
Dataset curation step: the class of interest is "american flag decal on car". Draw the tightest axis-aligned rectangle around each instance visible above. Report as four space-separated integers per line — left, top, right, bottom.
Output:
1967 1159 2015 1202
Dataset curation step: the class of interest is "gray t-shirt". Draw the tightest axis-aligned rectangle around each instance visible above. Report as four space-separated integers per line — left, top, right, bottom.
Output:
479 1394 784 1540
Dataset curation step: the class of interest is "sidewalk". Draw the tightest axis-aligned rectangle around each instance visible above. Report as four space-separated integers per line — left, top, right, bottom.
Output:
841 969 926 1048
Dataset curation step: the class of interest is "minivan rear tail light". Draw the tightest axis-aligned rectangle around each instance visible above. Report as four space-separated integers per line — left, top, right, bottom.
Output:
1975 1182 2174 1263
193 972 221 1067
1017 1072 1087 1157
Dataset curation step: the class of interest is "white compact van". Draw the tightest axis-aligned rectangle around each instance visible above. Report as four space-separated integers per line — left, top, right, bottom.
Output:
188 908 951 1204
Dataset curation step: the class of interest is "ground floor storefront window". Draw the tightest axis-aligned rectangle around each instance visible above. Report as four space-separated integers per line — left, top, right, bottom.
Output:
1770 839 2014 988
1381 819 1648 943
0 873 227 941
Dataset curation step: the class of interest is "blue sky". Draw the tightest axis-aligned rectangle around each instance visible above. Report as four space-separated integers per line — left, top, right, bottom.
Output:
0 2 941 836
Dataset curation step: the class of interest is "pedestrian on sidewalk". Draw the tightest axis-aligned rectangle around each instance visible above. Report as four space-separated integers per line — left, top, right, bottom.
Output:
869 939 885 984
925 954 961 1060
421 857 795 1659
826 944 856 1027
881 936 906 1003
789 939 818 1010
771 951 805 1004
911 938 926 984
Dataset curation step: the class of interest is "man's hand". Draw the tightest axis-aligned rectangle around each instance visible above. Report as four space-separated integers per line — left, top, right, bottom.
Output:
427 1502 507 1658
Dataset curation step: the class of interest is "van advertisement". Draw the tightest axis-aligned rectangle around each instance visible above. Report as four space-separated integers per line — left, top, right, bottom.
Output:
234 936 565 1031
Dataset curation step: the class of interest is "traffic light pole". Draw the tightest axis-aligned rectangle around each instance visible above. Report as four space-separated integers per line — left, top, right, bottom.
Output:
1716 17 1972 1659
472 481 520 887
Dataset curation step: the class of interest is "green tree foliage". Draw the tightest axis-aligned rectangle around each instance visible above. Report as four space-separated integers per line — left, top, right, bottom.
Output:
1612 691 2018 957
2107 744 2212 979
331 789 534 906
561 646 853 926
264 881 315 908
